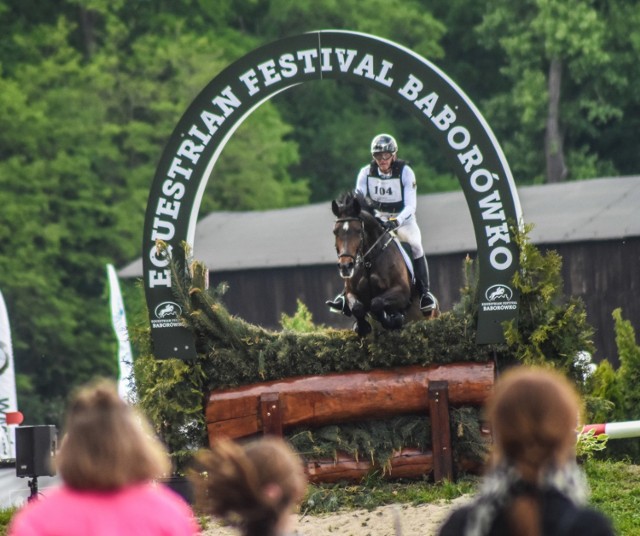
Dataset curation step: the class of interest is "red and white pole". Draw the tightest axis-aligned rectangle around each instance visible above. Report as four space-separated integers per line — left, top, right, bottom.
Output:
581 420 640 440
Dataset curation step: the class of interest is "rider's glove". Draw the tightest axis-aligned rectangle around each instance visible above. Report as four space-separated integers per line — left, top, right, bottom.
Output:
383 218 399 231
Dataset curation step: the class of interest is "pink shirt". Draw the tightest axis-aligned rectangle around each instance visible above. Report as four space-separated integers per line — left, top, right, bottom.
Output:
9 482 200 536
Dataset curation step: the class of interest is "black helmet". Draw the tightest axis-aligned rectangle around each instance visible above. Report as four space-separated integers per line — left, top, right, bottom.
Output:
371 134 398 155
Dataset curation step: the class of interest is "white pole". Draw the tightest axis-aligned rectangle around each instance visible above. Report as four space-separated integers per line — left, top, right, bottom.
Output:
581 420 640 440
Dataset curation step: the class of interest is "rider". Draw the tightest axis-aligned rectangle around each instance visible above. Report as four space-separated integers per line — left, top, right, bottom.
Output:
327 133 438 315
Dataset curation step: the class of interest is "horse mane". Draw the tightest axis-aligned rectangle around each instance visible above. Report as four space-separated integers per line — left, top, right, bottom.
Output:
333 191 382 235
335 191 376 216
354 192 381 232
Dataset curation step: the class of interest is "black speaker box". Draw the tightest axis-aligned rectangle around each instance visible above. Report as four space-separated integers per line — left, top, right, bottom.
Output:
15 425 57 478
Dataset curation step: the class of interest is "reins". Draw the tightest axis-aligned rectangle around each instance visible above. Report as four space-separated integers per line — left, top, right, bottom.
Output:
363 228 394 264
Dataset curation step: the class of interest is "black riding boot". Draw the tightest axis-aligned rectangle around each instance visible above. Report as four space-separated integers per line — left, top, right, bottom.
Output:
326 291 352 316
413 255 437 312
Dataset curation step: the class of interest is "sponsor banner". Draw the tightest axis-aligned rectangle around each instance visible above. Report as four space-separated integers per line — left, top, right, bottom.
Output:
107 264 136 402
143 30 521 359
0 290 18 459
476 283 519 343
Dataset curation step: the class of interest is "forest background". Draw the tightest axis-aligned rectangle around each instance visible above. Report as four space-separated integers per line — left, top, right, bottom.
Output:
1 0 639 425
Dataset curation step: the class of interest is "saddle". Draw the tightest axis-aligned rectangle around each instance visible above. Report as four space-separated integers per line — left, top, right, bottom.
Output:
394 238 415 282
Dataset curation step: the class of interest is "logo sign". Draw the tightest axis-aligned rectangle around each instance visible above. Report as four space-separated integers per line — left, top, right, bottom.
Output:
485 284 513 302
151 302 183 330
142 30 521 359
153 301 182 320
482 284 518 314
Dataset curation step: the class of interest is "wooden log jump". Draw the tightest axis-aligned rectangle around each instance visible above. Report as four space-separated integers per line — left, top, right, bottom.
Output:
306 448 433 484
206 361 494 482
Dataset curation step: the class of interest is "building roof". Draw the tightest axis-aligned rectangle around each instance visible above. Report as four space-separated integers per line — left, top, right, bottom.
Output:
119 175 640 277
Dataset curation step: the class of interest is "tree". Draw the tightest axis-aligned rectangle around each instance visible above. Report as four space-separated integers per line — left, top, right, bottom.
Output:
0 2 309 424
0 18 120 421
477 0 628 183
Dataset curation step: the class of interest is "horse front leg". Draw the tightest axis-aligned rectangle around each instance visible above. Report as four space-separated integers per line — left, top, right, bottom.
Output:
370 286 410 330
346 293 372 337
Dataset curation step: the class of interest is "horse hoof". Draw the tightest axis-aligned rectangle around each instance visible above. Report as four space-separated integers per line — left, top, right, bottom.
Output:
388 313 404 329
385 313 405 330
353 320 372 337
379 311 404 330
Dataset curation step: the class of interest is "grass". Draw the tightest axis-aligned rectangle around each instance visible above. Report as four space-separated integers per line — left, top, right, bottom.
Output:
302 471 478 514
586 458 640 534
0 507 17 536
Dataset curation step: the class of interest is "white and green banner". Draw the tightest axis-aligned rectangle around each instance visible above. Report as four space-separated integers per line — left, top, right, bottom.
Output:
107 264 135 402
0 290 18 458
142 30 522 360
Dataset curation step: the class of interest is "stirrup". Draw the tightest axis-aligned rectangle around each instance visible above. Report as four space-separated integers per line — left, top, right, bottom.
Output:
420 292 437 312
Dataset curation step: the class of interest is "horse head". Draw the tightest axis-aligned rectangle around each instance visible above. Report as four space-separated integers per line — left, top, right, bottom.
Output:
331 192 364 279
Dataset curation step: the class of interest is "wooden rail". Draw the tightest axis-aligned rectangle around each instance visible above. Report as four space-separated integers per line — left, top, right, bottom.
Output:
206 361 494 482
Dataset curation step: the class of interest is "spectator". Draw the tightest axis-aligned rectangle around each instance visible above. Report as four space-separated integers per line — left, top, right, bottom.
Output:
9 379 199 536
438 366 615 536
190 436 307 536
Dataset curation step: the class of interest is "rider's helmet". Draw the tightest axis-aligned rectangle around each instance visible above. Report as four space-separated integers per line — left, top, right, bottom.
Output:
370 134 398 156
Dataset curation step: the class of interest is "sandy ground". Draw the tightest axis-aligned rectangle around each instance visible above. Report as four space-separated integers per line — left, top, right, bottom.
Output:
202 495 472 536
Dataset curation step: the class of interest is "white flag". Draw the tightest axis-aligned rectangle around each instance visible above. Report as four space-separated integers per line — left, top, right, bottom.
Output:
107 264 135 403
0 290 18 459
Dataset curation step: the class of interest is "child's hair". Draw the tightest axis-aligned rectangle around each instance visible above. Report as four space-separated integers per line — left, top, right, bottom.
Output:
488 366 582 536
56 378 170 490
191 436 307 536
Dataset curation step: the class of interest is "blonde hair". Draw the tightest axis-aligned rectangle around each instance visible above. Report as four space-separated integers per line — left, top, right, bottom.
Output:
487 366 582 536
191 437 307 536
56 378 170 490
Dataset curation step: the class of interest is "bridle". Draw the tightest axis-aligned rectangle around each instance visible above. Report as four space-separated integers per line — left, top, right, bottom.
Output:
334 216 395 270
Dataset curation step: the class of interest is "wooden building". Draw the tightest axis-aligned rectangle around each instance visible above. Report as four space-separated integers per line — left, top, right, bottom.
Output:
120 176 640 364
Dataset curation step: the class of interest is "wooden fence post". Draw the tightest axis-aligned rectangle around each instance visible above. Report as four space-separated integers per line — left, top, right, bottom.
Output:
260 392 283 436
429 380 453 482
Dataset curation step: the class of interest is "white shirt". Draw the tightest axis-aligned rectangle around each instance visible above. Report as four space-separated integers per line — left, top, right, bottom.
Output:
355 162 418 227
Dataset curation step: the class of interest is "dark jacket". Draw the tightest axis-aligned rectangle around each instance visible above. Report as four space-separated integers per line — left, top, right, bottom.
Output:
438 488 615 536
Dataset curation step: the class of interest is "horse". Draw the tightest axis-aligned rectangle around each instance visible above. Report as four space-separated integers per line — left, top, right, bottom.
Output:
331 191 436 337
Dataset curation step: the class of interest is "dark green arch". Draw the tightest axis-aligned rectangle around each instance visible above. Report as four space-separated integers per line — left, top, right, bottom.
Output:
142 30 522 360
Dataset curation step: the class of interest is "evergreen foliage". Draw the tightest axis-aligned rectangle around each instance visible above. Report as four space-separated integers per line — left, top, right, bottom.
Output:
503 224 595 382
586 309 640 462
289 416 432 469
288 407 487 473
280 300 322 333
